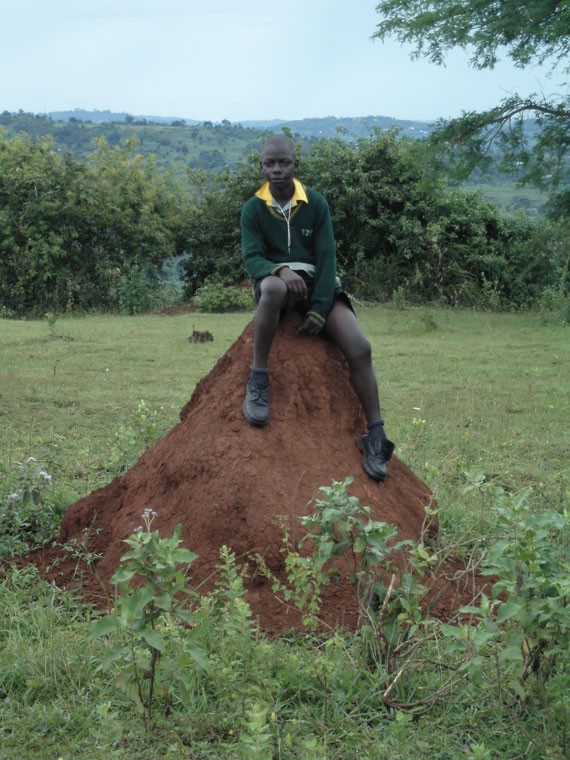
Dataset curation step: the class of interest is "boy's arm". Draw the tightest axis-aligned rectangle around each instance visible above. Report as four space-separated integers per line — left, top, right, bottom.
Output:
241 201 285 280
305 197 337 325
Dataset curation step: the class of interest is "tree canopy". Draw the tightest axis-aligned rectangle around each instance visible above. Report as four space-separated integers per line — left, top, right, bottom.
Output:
372 0 570 216
373 0 570 69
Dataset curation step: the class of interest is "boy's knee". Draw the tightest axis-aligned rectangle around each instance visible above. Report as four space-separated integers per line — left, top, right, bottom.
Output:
259 276 288 308
347 338 372 366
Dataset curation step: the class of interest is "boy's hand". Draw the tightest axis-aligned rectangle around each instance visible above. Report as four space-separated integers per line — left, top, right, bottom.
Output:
278 267 308 299
299 314 323 335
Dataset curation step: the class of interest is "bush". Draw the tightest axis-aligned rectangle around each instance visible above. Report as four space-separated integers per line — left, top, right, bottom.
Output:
180 162 261 297
0 134 191 315
193 282 255 312
179 131 551 308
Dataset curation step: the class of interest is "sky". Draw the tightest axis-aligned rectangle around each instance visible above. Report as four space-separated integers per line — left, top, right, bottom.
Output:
0 0 561 123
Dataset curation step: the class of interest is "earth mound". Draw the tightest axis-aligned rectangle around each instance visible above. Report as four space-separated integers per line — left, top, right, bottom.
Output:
32 314 454 631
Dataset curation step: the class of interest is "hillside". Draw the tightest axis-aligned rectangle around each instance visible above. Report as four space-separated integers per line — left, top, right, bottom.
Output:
0 111 265 170
0 109 546 214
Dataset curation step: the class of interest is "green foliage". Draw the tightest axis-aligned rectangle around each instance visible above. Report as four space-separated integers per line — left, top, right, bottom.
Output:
0 456 77 558
271 477 569 755
372 1 570 70
0 133 189 315
105 400 164 477
301 130 543 305
90 509 206 730
193 281 255 312
442 485 570 758
180 160 261 296
0 111 266 172
373 0 570 217
180 130 551 306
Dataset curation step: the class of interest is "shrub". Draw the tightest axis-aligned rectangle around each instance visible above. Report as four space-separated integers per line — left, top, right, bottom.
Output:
0 134 190 315
193 282 255 312
179 131 549 308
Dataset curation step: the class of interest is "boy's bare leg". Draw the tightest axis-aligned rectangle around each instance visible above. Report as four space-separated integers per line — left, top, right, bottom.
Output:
253 276 289 367
324 300 381 423
243 276 288 426
324 300 394 481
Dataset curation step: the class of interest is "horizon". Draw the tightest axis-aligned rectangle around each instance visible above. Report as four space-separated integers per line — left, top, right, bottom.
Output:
27 107 437 125
1 1 559 125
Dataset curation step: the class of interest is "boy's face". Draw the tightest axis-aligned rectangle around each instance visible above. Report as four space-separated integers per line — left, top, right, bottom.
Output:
260 141 298 190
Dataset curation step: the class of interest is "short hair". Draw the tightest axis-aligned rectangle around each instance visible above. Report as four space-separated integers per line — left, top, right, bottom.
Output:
261 134 296 158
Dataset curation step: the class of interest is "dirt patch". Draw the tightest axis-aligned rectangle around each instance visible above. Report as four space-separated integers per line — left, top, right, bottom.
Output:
20 313 489 631
188 330 214 343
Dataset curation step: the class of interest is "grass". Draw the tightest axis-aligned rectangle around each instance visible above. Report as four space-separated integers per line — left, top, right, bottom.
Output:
0 311 252 494
0 305 568 759
1 305 567 532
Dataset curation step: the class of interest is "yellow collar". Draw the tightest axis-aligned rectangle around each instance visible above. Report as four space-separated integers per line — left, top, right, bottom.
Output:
255 178 308 207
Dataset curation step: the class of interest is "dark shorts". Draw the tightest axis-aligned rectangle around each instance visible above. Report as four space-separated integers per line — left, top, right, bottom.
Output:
254 271 354 319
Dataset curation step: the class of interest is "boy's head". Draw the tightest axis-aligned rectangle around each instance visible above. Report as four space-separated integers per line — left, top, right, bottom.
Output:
260 135 298 191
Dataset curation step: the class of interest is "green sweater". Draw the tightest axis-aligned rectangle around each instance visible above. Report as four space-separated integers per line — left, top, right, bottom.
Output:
241 184 337 323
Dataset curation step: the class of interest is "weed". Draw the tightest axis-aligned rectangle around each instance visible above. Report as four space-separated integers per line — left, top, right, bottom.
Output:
0 456 78 558
90 509 208 731
44 311 58 336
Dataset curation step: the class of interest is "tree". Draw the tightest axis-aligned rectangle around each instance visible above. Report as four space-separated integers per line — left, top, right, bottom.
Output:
372 1 570 216
0 134 190 314
180 132 558 307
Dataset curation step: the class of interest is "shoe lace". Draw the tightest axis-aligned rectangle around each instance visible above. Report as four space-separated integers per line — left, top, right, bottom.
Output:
249 380 269 403
363 434 385 459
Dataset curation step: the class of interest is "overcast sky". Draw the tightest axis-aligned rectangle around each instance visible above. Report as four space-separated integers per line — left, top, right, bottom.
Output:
0 0 560 123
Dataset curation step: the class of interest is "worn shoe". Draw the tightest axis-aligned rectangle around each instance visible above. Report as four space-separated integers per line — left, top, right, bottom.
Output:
357 435 395 482
243 375 270 426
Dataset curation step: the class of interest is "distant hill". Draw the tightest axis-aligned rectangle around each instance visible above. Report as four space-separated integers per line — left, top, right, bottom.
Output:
0 109 438 172
46 108 201 125
42 108 435 136
240 115 434 139
0 108 546 215
0 110 267 171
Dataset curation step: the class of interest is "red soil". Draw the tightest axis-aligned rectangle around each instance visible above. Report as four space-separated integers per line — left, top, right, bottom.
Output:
24 314 486 631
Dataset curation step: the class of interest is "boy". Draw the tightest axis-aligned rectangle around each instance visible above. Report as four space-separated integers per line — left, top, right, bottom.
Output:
241 135 394 481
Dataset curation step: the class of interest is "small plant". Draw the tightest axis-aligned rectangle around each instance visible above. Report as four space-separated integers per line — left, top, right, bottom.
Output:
193 282 255 312
44 311 58 336
0 456 77 558
47 521 104 578
105 400 163 475
238 701 274 760
298 478 410 622
1 302 18 319
90 509 209 730
115 266 155 315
